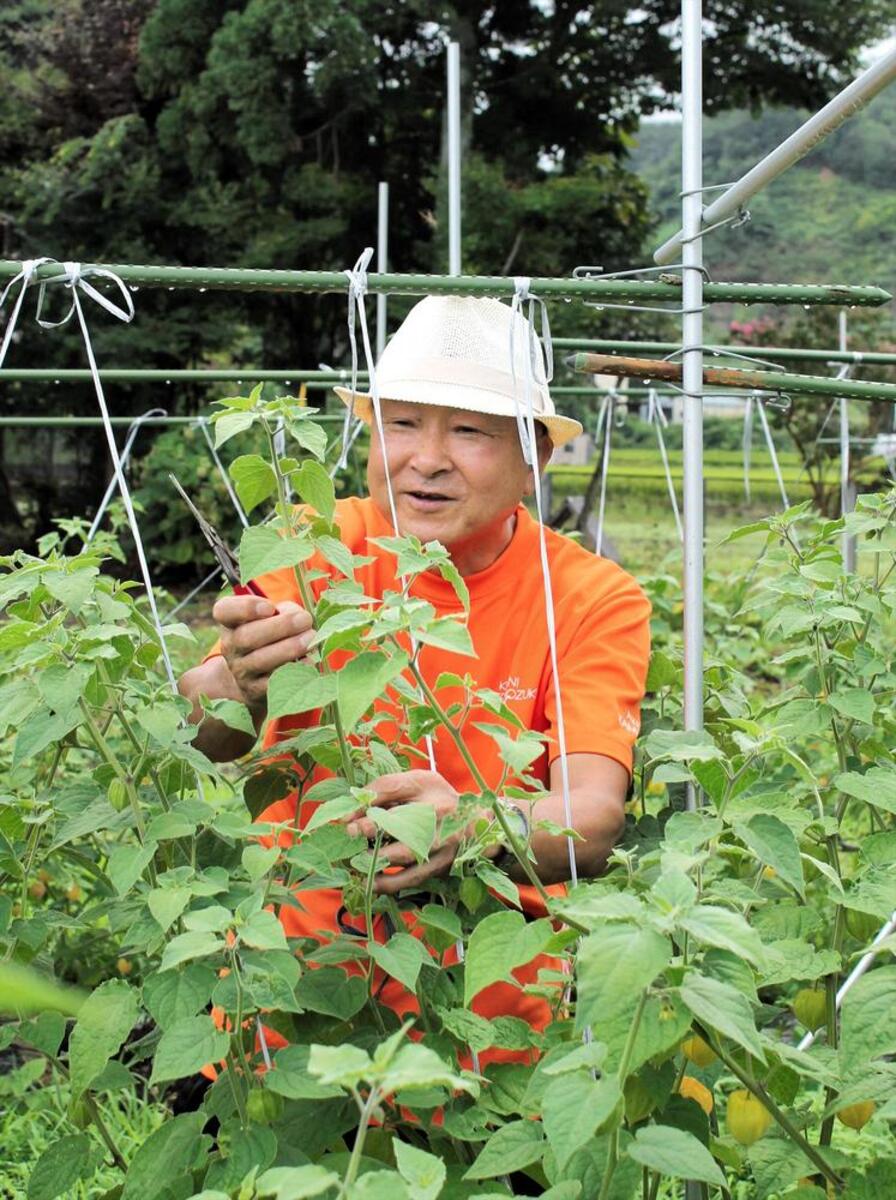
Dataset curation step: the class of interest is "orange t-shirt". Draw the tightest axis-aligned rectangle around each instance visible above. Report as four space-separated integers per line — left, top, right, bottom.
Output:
209 497 650 1059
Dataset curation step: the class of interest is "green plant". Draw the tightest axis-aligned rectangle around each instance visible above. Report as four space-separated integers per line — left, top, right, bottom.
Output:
2 396 896 1199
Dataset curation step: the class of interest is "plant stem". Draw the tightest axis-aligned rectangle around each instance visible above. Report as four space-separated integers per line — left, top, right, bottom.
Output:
407 659 583 927
339 1086 380 1197
47 1055 128 1173
696 1024 842 1189
598 988 649 1200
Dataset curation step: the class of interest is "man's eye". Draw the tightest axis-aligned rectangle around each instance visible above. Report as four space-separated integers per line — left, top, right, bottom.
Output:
456 425 487 436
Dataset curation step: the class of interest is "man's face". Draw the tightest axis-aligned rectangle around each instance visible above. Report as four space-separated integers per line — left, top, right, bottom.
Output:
366 400 548 567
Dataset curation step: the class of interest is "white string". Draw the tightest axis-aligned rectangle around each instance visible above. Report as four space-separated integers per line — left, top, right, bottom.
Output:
742 393 754 503
755 395 791 510
342 250 435 774
36 263 178 692
199 417 249 528
509 278 577 887
87 408 168 543
647 389 682 542
337 248 375 473
595 395 614 558
0 259 52 370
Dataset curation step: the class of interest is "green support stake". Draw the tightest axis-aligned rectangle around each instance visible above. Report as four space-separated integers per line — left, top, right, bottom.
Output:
0 259 890 307
0 368 364 385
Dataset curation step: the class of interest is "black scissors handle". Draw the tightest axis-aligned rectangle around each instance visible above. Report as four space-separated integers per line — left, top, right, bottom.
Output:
168 473 265 596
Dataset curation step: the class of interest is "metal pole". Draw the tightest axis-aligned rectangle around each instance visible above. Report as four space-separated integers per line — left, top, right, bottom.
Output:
839 310 857 571
681 0 704 826
655 46 896 264
447 42 462 276
0 368 364 383
376 182 389 359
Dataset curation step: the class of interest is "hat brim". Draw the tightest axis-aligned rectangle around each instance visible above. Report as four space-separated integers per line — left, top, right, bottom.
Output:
332 384 583 449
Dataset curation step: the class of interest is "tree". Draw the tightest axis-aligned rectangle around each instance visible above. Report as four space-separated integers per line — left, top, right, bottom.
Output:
2 0 894 554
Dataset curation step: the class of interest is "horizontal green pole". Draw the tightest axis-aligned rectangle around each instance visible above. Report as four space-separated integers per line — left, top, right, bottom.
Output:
0 414 343 428
568 352 896 403
0 260 889 307
553 338 896 366
0 368 363 384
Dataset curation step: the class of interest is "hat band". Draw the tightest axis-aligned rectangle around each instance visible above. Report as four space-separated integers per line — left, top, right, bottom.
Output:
376 356 554 416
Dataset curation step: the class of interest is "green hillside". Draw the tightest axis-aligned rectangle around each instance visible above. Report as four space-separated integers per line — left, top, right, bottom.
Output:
630 80 896 318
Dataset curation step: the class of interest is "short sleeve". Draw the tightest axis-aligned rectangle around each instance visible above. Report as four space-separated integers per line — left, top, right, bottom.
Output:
544 569 651 775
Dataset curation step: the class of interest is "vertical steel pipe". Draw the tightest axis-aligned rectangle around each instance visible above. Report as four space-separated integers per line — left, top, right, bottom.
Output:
839 309 857 571
447 42 462 276
376 182 389 359
681 0 705 822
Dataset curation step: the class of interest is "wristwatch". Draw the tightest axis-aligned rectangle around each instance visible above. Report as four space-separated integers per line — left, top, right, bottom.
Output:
494 799 530 872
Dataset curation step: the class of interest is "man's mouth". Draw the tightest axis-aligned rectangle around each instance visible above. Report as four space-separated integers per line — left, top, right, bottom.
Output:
404 490 455 507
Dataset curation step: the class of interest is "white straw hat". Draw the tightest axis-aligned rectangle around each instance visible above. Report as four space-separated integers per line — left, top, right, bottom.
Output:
333 295 583 448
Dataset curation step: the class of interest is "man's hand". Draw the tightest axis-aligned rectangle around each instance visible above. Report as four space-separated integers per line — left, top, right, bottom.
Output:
345 769 493 894
213 595 314 712
177 594 314 762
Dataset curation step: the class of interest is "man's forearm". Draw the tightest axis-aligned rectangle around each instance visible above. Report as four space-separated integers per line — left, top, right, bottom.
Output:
509 789 626 886
178 656 264 763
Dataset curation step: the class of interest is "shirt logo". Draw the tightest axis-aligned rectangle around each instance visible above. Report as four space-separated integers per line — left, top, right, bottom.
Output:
499 675 537 703
618 708 640 735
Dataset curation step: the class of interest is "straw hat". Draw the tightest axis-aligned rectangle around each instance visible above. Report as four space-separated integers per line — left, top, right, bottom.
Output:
333 295 583 448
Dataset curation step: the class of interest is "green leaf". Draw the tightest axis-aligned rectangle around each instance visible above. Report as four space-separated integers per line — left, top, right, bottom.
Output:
69 979 139 1097
107 844 157 895
368 805 437 864
679 972 765 1063
0 962 85 1018
265 1045 343 1100
828 688 875 725
238 524 313 584
292 460 336 521
143 965 216 1030
242 844 280 882
159 930 225 972
368 933 432 992
747 1135 813 1200
150 1014 230 1084
643 729 723 762
679 905 765 966
840 966 896 1067
543 1072 622 1170
240 909 289 951
147 884 193 933
414 617 475 657
205 1123 277 1192
202 697 257 737
575 925 672 1056
255 1165 340 1200
266 660 337 720
834 768 896 815
230 454 277 513
463 1120 546 1179
394 1140 446 1200
214 409 256 447
0 676 39 735
308 1042 371 1087
336 650 409 733
286 415 329 461
37 662 92 716
627 1125 725 1187
27 1134 92 1200
295 967 367 1019
464 911 554 1006
42 566 98 614
120 1112 207 1200
377 1042 471 1093
737 813 805 897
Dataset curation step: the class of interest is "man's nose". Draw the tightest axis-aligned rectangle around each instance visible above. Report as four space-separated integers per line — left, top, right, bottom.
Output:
408 428 452 475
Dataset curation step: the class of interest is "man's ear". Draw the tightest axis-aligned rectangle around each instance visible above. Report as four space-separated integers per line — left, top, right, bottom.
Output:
523 429 553 496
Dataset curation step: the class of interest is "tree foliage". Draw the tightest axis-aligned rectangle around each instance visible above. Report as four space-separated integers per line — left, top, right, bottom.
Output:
1 0 894 545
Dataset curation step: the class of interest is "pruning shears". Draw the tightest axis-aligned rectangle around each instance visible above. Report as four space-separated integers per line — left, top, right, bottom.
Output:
168 473 267 599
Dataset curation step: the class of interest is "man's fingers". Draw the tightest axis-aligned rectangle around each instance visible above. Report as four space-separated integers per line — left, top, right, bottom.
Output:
234 635 314 683
373 844 456 894
229 608 312 655
213 595 276 627
368 770 433 806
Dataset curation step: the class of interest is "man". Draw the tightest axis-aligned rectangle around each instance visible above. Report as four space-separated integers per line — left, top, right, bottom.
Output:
179 295 650 1047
